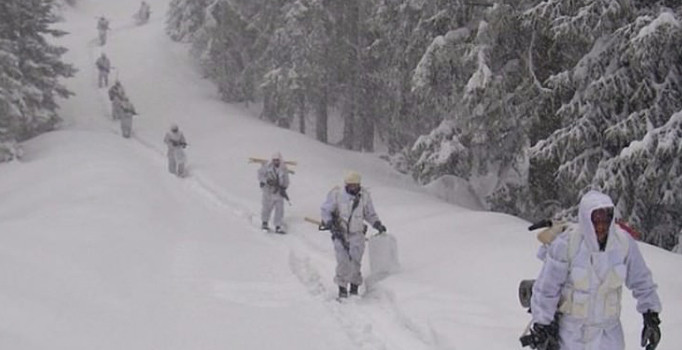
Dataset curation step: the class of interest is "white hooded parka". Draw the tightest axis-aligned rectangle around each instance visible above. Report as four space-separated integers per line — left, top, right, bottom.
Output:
531 191 661 350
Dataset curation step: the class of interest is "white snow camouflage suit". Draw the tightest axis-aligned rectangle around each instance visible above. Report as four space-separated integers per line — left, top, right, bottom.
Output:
257 161 289 229
108 82 136 138
95 55 110 88
531 190 661 350
320 186 380 288
164 130 186 176
97 18 109 45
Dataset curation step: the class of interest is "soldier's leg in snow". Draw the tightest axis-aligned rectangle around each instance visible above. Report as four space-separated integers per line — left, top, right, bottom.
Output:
273 197 284 227
261 191 274 225
168 153 177 174
347 232 367 286
177 160 185 177
167 153 176 174
111 102 121 120
176 149 186 176
121 116 132 138
333 238 351 287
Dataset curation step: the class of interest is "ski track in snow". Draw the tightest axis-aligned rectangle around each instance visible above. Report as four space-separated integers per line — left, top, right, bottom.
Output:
82 20 437 350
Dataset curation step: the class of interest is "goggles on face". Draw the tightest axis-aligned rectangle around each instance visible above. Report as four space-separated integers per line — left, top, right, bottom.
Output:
345 183 361 194
591 207 614 225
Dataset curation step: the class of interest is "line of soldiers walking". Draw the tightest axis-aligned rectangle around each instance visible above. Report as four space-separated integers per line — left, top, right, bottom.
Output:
107 79 137 139
91 6 664 349
94 3 184 176
96 51 137 140
255 151 387 299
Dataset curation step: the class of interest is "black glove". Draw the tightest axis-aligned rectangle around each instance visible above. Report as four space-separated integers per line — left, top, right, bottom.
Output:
373 221 387 233
318 221 330 231
525 323 559 350
641 311 661 350
259 182 264 188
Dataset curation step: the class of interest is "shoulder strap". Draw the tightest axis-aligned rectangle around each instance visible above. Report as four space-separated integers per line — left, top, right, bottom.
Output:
567 229 582 265
565 226 630 265
612 227 630 261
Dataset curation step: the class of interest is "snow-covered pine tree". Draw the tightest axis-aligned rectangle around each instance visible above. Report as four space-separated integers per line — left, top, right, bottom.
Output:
381 0 471 154
305 0 332 143
408 4 532 208
166 0 211 42
282 0 332 137
408 27 474 183
590 9 682 249
519 0 636 212
196 0 259 102
259 0 320 130
0 0 75 162
0 38 23 161
530 4 682 249
459 5 534 215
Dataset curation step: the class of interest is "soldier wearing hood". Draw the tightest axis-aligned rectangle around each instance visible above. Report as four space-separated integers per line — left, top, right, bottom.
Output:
108 80 137 138
95 53 111 88
257 152 289 233
529 190 662 350
164 124 187 177
97 17 109 45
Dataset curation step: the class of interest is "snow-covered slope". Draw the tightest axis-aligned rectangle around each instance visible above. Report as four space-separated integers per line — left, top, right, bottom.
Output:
1 0 680 349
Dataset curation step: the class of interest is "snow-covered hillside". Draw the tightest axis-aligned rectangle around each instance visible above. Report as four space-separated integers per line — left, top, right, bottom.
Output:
1 1 680 349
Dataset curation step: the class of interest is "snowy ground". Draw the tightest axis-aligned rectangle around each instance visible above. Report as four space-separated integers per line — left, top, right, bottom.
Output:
1 0 680 349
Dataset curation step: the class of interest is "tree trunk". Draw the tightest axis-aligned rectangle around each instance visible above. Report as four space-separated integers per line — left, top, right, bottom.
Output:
342 94 356 150
262 87 275 121
315 88 328 143
297 90 306 134
360 106 374 152
341 0 360 150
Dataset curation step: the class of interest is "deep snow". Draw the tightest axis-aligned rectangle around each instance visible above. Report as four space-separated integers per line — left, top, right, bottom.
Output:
1 0 680 349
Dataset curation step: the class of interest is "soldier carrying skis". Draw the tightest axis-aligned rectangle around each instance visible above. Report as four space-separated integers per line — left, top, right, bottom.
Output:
319 171 386 298
525 190 662 350
257 152 290 234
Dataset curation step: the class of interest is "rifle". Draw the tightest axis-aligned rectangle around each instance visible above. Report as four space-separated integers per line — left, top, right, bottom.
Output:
249 157 296 174
307 214 349 252
265 172 290 204
275 182 290 203
170 140 187 148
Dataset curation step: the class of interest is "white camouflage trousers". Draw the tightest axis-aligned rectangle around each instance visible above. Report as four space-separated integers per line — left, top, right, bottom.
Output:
261 188 284 227
98 70 108 88
120 114 132 138
333 231 366 287
167 148 186 176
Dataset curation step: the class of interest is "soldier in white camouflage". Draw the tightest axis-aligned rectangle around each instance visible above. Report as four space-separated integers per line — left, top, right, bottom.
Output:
163 124 187 176
319 171 386 298
257 152 290 233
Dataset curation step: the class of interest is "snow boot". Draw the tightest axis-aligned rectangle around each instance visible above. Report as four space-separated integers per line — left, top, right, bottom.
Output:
338 286 348 299
349 284 359 296
275 226 285 234
261 221 270 231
